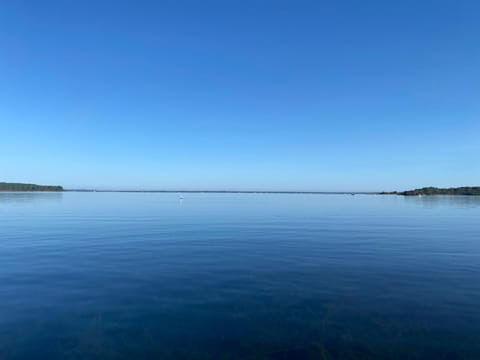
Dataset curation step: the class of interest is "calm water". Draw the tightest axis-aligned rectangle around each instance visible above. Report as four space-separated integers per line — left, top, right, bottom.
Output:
1 192 479 359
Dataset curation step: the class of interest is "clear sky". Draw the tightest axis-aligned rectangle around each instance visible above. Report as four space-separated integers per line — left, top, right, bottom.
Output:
1 0 478 191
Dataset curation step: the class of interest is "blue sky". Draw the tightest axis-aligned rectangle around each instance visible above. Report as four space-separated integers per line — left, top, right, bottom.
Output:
1 0 478 191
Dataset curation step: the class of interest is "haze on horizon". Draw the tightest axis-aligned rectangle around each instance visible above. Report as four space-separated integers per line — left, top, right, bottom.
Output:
1 1 479 192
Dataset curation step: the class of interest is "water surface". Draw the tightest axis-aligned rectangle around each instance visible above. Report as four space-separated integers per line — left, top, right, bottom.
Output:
1 192 479 359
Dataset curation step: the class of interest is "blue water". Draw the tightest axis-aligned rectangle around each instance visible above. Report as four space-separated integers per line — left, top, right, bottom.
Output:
1 192 479 359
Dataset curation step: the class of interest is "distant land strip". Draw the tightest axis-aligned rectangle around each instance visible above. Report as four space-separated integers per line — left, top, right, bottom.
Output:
0 182 63 192
64 187 480 195
381 186 480 196
1 183 479 195
61 186 480 195
65 189 377 194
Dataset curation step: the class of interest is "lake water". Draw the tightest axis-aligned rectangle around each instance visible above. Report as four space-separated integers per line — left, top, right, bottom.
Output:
1 192 479 359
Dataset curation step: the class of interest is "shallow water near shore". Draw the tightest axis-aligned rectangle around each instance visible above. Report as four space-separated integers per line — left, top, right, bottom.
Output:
1 192 479 359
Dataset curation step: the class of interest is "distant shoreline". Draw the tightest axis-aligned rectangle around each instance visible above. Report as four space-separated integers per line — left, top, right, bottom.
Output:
64 189 378 195
1 183 479 195
57 186 480 196
381 186 480 196
0 182 63 192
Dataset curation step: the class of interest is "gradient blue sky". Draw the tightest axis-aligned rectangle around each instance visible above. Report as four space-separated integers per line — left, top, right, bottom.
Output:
1 0 479 191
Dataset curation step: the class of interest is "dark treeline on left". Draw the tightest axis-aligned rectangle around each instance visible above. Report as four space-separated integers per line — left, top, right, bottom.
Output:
0 182 63 191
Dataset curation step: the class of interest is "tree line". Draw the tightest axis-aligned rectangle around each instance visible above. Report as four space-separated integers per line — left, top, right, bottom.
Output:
0 182 63 191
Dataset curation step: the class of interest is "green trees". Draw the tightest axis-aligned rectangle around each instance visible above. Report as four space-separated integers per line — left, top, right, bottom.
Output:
400 187 480 196
0 182 63 191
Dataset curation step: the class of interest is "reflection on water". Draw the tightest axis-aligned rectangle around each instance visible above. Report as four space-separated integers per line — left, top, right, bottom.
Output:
0 192 63 204
403 194 480 208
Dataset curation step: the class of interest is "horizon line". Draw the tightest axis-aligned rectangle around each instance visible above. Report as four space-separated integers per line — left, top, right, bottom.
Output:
65 189 381 194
